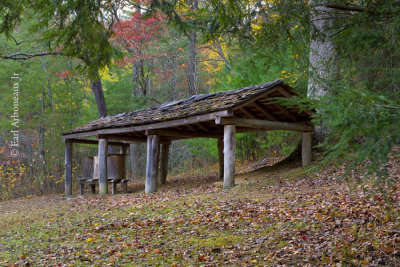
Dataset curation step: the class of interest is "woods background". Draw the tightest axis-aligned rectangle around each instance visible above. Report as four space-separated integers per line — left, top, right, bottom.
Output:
0 0 399 199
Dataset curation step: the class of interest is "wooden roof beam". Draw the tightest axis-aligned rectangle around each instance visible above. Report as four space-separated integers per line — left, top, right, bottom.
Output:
194 122 209 132
252 102 277 121
272 104 298 121
215 117 314 132
98 134 171 144
146 129 222 139
277 87 294 98
66 138 129 147
239 107 257 119
185 124 198 131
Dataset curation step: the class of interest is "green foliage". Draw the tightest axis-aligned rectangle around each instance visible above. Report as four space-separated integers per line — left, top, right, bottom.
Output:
213 44 308 95
317 86 400 187
0 0 122 79
2 0 400 198
0 0 24 37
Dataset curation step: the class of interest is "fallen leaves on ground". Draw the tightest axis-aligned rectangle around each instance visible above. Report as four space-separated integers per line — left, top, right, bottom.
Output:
0 157 399 266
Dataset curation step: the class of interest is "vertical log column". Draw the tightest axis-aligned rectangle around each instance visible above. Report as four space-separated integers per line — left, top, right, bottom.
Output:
121 144 127 180
302 132 312 167
159 142 170 185
65 140 73 196
217 137 224 180
145 135 160 193
223 125 236 189
98 138 109 196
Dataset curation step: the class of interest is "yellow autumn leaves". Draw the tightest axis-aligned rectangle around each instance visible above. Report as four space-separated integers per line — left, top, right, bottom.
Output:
0 164 27 198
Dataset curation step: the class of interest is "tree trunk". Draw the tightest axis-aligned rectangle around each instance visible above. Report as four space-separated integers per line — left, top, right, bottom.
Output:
139 60 147 96
132 62 140 97
307 0 339 140
65 141 73 196
308 0 338 97
212 38 232 70
91 78 107 118
169 33 178 101
91 75 119 153
171 55 177 101
187 0 198 96
39 58 48 193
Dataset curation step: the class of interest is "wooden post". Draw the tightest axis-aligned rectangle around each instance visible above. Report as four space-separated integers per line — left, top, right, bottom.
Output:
159 143 170 185
145 135 160 193
98 138 109 196
302 132 312 167
65 141 73 196
217 137 224 180
79 183 84 195
121 145 127 181
122 181 128 193
223 125 236 189
111 182 117 195
121 145 127 155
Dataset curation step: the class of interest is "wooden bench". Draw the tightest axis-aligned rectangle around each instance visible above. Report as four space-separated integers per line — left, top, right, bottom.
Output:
79 155 129 195
79 178 129 194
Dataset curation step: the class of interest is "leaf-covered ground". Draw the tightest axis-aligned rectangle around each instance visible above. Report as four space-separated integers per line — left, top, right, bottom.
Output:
0 159 399 266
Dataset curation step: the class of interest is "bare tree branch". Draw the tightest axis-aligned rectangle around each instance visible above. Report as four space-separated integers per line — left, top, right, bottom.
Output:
326 3 400 16
325 4 365 13
2 51 60 60
9 35 27 45
329 23 355 38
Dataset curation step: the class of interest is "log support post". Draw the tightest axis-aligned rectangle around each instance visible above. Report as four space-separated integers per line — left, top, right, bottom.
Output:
223 125 236 189
111 182 117 195
65 140 73 196
98 138 109 196
145 135 160 193
121 144 128 181
302 132 312 167
217 137 224 180
159 142 170 185
121 145 127 155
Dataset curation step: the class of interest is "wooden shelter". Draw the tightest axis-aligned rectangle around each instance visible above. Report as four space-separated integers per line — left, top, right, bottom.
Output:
62 80 314 196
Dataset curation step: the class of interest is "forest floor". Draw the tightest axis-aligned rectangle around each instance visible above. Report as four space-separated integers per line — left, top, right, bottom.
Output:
0 157 399 266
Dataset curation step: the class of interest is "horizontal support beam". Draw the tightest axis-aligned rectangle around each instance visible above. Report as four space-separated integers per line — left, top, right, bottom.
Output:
63 131 101 140
146 129 222 139
66 138 129 147
99 134 171 144
98 134 148 143
62 110 233 140
215 117 314 132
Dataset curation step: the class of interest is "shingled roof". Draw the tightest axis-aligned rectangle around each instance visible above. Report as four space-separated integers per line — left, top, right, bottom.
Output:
63 80 313 138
